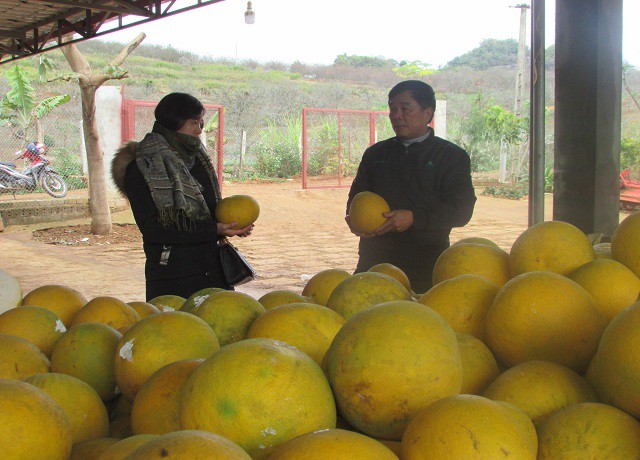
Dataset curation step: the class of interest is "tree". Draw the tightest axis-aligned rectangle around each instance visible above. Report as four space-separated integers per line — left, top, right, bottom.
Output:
57 33 145 235
392 61 435 80
484 105 528 183
446 39 520 70
0 64 70 144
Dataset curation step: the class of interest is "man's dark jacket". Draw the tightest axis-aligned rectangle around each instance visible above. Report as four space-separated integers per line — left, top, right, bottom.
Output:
347 130 477 293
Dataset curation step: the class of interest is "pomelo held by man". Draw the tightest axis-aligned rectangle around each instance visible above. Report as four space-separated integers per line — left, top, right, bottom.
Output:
348 191 390 234
215 194 260 229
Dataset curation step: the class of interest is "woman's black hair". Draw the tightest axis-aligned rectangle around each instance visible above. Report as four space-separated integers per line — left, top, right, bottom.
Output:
388 80 437 112
154 92 205 131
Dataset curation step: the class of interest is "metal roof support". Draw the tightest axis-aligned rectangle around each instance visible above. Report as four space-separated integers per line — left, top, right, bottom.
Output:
529 0 546 226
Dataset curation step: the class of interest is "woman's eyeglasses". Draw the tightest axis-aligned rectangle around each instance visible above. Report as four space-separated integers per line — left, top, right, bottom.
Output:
191 118 204 129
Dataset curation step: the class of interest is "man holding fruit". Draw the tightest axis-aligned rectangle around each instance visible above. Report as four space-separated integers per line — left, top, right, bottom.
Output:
346 80 476 293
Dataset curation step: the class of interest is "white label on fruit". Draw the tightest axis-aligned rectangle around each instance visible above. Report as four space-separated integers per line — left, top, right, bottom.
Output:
161 306 175 312
55 319 66 333
194 295 208 308
261 427 276 436
119 339 135 361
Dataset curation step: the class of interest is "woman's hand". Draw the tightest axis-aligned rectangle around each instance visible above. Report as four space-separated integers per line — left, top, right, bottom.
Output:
217 222 254 238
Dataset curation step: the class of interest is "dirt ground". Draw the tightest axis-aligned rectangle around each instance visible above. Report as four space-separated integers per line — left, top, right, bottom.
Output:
1 180 557 302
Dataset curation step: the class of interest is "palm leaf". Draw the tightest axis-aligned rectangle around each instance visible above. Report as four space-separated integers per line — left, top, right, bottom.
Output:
5 65 35 125
34 94 71 119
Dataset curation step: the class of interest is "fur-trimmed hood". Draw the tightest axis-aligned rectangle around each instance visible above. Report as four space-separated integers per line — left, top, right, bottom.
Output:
111 141 138 196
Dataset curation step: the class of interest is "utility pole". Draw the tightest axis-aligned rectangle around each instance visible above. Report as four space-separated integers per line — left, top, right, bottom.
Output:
512 4 530 117
499 3 530 183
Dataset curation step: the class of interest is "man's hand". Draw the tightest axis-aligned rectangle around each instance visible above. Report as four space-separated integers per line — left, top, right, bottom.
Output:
218 222 254 238
346 210 414 237
371 210 414 236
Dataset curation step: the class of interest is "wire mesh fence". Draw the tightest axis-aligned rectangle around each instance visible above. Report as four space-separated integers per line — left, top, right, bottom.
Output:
0 98 86 196
0 95 397 198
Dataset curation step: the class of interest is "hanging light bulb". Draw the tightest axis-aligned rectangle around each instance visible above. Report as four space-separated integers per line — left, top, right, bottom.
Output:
244 1 255 24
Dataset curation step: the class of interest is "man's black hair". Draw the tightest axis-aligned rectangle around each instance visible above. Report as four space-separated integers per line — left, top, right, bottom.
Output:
155 92 205 131
388 80 437 111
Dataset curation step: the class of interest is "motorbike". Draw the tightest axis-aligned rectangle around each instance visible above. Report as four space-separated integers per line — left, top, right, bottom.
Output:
0 142 68 198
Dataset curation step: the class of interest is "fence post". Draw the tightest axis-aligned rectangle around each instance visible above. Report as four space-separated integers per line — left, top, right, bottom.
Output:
302 108 308 190
240 129 246 179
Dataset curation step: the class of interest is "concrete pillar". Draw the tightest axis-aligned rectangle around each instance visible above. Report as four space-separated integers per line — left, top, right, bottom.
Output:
88 86 123 194
554 0 622 236
434 100 447 139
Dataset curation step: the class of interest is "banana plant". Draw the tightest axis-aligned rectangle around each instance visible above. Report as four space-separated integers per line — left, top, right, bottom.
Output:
0 64 70 142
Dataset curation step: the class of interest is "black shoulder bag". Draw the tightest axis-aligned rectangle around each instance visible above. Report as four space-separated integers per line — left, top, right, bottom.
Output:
218 238 256 286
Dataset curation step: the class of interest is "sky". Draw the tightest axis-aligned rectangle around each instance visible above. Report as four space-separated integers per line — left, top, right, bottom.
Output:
100 0 640 68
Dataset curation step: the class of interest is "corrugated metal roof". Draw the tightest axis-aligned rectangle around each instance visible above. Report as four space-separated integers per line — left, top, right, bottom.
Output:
0 0 225 64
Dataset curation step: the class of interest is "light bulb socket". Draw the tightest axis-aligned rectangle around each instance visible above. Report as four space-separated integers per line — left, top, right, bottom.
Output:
244 1 255 24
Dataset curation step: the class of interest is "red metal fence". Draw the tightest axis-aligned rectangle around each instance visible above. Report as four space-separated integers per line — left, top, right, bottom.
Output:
301 108 392 189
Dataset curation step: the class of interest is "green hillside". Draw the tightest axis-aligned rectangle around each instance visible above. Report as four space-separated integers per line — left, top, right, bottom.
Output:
1 38 638 184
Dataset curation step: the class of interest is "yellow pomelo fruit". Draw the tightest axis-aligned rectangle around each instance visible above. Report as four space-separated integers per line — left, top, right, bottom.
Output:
586 301 640 418
368 263 411 291
72 296 141 333
484 271 607 372
483 360 597 426
69 438 119 460
348 191 390 234
0 267 21 314
611 211 640 277
326 301 461 440
247 302 346 365
0 305 66 357
418 273 499 341
0 333 50 379
537 402 640 459
21 283 87 326
194 290 265 346
593 242 612 259
400 394 537 460
377 439 402 457
124 430 251 459
114 311 219 402
25 372 109 444
325 272 412 320
432 243 511 287
127 301 161 319
509 220 595 277
180 287 225 314
268 428 398 459
99 434 159 460
130 359 202 435
0 379 73 459
569 258 640 321
179 338 336 459
147 294 186 312
453 236 501 249
215 194 260 229
456 332 500 395
301 269 351 306
258 289 309 309
51 322 122 400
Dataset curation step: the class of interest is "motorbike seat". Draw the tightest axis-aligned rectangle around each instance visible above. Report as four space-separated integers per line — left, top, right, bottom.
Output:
0 160 16 167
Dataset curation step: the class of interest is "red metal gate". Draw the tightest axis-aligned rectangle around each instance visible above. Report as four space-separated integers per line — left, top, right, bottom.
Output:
121 97 225 187
301 108 390 189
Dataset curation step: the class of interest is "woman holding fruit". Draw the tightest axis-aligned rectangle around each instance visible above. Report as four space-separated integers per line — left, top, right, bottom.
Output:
112 92 254 300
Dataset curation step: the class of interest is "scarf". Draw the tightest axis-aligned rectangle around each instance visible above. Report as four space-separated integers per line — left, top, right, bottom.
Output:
135 122 221 230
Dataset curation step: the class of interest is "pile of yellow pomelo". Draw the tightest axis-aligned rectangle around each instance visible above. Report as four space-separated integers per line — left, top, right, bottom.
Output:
2 210 640 459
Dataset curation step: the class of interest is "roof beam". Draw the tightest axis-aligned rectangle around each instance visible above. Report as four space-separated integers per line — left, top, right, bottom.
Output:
30 0 153 17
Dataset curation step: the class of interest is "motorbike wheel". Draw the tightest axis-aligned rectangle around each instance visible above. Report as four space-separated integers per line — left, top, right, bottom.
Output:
41 172 68 198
